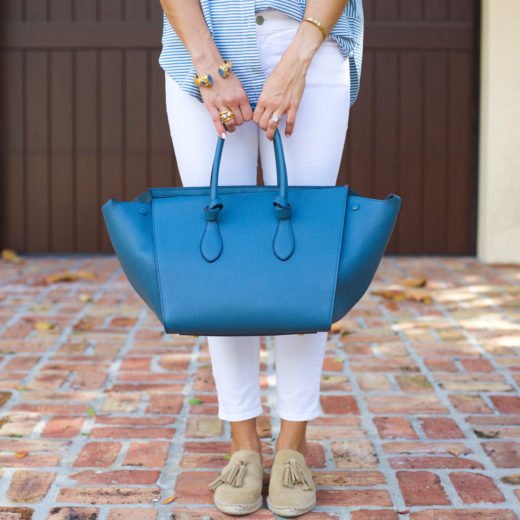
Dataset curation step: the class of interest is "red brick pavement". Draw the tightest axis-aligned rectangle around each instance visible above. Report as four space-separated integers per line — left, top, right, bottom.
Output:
0 255 519 519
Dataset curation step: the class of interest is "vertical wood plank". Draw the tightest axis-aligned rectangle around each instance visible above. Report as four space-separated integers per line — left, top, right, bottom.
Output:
422 51 448 253
373 50 399 252
75 1 99 252
447 51 476 253
397 51 423 253
99 50 123 251
124 0 149 198
150 48 179 188
449 0 476 22
344 50 374 196
0 51 25 250
400 0 423 21
375 0 399 21
25 2 50 252
49 0 74 251
50 51 74 251
75 51 99 252
0 0 23 22
125 50 148 198
424 0 448 21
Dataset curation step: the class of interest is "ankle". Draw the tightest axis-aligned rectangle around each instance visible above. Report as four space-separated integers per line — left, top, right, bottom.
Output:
231 438 262 456
275 440 307 456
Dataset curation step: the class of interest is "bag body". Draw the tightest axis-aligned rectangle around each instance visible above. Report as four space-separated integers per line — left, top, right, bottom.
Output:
102 129 401 336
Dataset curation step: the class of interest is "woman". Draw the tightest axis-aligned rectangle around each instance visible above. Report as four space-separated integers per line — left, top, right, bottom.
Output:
159 0 364 516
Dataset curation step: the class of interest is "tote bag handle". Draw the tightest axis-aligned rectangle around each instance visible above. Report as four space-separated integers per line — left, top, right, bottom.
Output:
201 127 295 263
204 127 291 218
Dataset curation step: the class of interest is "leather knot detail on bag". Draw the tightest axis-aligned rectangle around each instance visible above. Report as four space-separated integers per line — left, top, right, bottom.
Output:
281 458 313 490
208 458 249 490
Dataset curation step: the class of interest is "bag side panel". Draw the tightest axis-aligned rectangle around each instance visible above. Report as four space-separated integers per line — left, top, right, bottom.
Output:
102 199 162 322
332 194 401 323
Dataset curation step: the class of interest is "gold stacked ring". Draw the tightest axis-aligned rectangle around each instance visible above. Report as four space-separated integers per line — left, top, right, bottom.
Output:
219 109 235 123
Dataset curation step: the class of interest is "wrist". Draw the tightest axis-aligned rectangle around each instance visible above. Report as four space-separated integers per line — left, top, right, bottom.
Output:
190 37 223 73
286 23 323 68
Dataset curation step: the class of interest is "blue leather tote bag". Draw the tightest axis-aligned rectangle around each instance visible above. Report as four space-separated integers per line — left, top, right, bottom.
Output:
102 128 401 336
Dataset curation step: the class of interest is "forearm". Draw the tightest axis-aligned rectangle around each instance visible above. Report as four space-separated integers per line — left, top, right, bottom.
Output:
159 0 222 71
286 0 349 68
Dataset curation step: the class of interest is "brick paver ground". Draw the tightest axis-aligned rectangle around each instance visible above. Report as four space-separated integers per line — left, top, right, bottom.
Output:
0 254 519 520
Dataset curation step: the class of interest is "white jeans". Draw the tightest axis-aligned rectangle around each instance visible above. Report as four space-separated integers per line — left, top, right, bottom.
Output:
164 9 351 422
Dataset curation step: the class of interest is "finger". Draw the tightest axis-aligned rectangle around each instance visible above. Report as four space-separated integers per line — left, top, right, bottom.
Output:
266 110 284 141
208 105 228 138
228 102 244 126
285 106 297 137
253 97 266 125
240 100 253 122
218 105 237 133
258 105 273 131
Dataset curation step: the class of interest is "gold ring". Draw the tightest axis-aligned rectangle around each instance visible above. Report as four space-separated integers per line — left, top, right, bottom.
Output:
219 109 235 123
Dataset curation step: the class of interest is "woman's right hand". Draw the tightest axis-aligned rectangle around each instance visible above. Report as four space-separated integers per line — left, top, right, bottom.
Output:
195 59 253 137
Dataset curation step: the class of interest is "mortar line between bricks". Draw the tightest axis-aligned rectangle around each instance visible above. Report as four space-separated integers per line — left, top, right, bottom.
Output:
380 256 520 516
21 264 138 520
430 259 520 512
0 257 118 511
387 257 501 507
333 306 409 519
431 257 520 393
156 334 205 520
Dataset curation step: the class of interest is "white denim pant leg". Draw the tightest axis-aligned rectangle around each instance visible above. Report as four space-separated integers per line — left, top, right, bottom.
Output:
256 9 351 421
164 8 350 423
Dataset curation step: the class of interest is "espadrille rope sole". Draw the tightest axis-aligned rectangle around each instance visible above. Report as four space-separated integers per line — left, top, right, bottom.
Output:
214 494 263 515
266 495 316 517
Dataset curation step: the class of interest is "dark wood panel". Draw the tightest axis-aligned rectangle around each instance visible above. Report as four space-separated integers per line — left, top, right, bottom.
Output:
446 51 476 254
422 51 449 253
100 50 124 252
0 0 479 254
50 50 75 250
25 50 50 252
125 50 149 198
0 51 25 250
75 50 99 252
396 51 423 253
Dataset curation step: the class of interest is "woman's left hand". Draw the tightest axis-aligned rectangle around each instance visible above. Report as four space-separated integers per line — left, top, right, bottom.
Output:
252 52 307 140
253 23 323 140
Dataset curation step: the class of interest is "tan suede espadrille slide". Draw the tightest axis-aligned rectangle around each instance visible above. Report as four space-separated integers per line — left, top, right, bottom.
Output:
208 448 264 515
266 448 316 517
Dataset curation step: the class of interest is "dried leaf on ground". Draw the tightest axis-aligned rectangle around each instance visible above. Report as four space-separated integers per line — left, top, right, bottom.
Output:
161 496 176 504
372 289 407 302
44 270 96 285
73 318 97 332
2 249 23 264
34 320 57 331
402 277 427 288
405 289 433 304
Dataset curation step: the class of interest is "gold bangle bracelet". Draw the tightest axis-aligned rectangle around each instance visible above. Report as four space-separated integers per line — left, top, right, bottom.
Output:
193 73 214 88
302 17 328 40
218 60 233 79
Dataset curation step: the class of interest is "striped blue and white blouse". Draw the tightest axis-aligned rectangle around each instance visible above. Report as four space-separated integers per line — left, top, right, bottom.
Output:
159 0 364 108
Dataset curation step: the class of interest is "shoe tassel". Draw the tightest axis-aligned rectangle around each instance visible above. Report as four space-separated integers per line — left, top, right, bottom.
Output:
208 458 248 490
281 458 313 490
